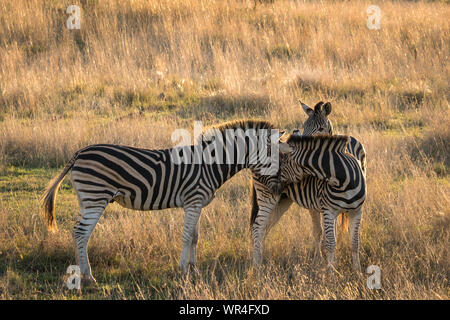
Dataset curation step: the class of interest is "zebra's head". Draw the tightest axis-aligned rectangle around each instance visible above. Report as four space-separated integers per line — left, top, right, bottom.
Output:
301 101 333 136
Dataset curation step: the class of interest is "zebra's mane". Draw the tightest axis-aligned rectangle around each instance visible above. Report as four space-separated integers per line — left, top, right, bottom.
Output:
286 134 349 153
199 119 275 142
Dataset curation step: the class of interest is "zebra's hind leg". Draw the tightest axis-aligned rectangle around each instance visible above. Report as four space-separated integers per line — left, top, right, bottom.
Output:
322 210 339 274
308 209 323 265
73 203 108 286
251 197 281 266
348 208 363 273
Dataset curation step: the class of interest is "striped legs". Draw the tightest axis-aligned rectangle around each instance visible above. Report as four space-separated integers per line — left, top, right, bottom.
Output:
251 194 280 265
308 209 323 264
348 208 362 272
322 210 338 272
73 205 106 285
180 203 202 274
189 222 199 266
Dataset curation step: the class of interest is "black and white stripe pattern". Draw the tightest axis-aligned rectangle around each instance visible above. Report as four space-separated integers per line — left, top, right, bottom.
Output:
42 120 282 284
250 101 367 271
299 101 366 174
278 135 366 272
300 101 333 136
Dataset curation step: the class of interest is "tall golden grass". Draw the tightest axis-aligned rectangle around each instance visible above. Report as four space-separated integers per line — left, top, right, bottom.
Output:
0 0 448 299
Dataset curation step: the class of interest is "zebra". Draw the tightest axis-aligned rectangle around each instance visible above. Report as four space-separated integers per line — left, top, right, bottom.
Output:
297 101 366 173
276 134 366 273
42 119 284 285
250 101 366 270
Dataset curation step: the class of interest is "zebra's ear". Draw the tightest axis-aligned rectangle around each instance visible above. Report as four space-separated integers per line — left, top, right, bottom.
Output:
279 142 293 154
322 102 332 116
313 101 324 114
300 101 314 116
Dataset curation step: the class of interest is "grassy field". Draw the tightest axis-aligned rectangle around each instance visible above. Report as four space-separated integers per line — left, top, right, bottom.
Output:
0 0 448 299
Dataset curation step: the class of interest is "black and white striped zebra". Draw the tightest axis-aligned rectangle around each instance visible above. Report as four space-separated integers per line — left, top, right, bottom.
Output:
250 101 366 270
298 101 366 173
42 120 284 285
277 135 366 272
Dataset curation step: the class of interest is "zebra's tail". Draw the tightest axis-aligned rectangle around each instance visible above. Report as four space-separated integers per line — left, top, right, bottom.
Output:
249 180 259 229
42 152 78 232
360 153 367 177
339 212 349 234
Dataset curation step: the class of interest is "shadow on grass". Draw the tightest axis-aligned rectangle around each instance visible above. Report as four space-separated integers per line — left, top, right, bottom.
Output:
1 240 328 299
407 127 450 176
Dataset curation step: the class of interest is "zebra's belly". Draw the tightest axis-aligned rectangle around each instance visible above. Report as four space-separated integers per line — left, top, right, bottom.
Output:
112 191 183 211
284 185 322 211
319 189 366 212
324 197 365 210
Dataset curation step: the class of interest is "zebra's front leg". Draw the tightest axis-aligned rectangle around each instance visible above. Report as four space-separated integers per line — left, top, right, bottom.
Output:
322 210 338 273
180 204 202 275
348 208 363 273
251 214 267 266
308 209 323 265
189 222 199 268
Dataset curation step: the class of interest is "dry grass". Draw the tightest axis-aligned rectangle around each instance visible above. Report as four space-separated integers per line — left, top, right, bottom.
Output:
0 0 448 299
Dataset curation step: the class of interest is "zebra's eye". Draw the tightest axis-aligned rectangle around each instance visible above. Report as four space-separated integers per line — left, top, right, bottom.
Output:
318 128 324 132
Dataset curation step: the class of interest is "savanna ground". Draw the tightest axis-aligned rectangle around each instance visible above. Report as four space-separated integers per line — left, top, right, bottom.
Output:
0 0 448 299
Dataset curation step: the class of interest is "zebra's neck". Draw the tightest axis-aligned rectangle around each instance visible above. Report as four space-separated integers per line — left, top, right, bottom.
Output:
198 137 262 189
199 138 282 199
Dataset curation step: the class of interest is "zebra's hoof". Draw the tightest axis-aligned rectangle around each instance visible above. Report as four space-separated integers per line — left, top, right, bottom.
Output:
189 264 201 277
252 255 263 266
352 264 362 274
179 262 189 276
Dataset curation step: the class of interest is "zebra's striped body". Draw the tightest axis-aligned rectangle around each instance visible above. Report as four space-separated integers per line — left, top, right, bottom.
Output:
42 120 282 284
73 144 202 211
250 101 367 271
278 135 366 272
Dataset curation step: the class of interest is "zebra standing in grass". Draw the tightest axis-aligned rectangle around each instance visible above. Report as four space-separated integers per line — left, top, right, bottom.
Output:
276 135 366 272
42 120 284 285
250 101 366 270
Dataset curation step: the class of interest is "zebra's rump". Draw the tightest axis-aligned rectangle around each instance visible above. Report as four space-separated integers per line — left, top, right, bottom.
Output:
347 136 366 175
